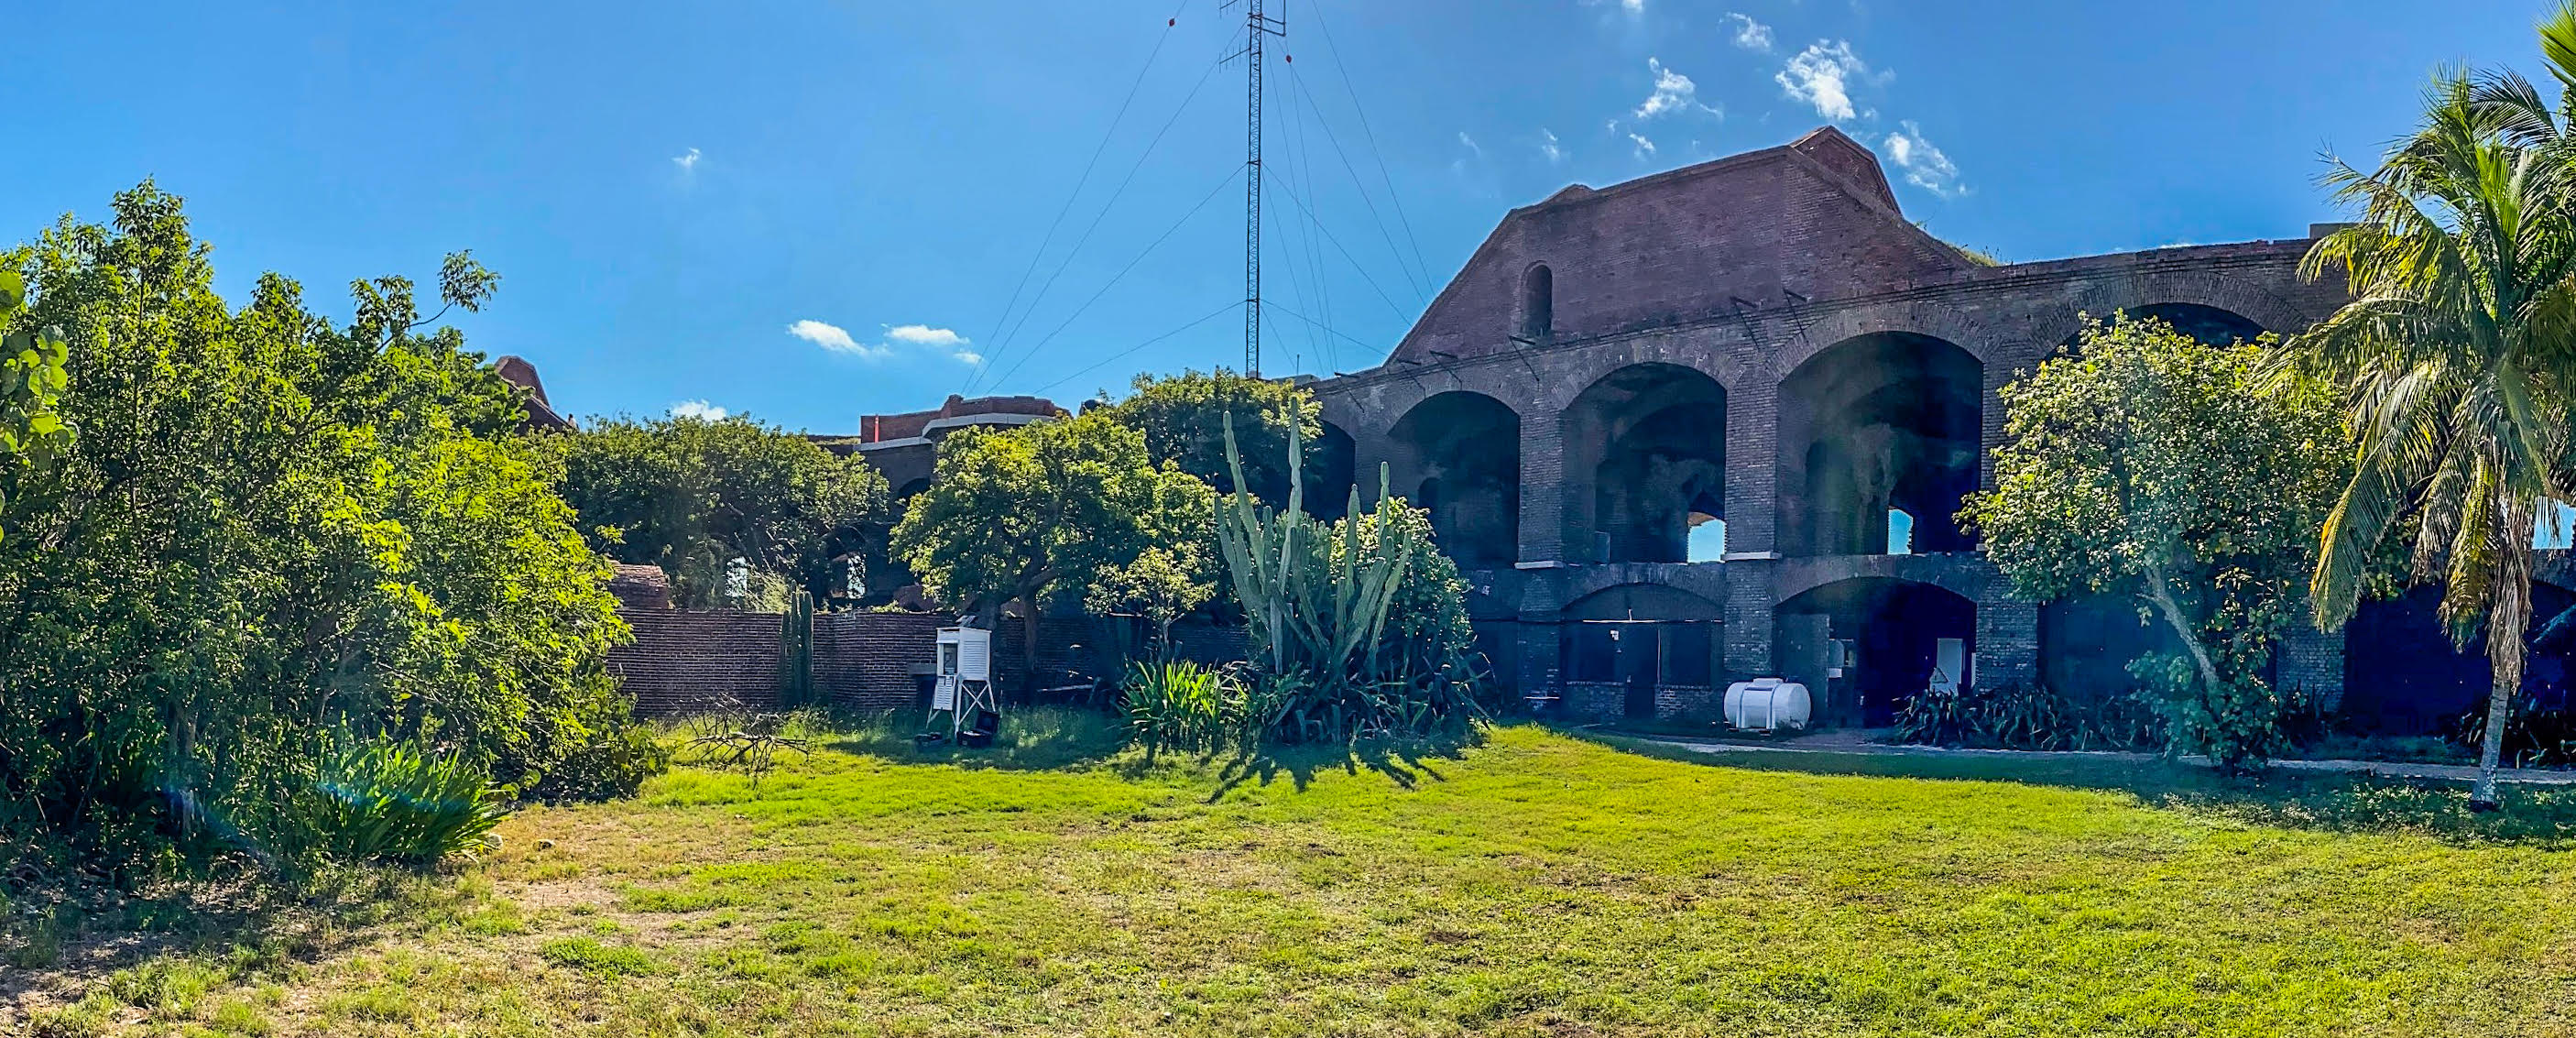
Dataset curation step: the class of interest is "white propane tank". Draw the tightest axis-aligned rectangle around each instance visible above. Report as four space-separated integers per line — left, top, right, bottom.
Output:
1724 678 1813 732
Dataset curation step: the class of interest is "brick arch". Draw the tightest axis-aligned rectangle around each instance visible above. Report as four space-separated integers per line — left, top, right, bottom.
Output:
1531 330 1750 414
1769 555 1996 608
1554 565 1732 615
1315 360 1541 447
2027 271 2319 352
1764 300 2005 382
1562 581 1728 621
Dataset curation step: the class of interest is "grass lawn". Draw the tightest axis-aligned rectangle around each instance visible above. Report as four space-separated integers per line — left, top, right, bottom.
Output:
11 714 2576 1037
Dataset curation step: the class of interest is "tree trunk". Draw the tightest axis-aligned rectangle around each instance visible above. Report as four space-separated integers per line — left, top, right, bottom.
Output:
2143 556 2226 702
2473 514 2537 810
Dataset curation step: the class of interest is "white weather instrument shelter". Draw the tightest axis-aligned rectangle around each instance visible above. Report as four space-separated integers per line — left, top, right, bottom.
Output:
928 627 998 741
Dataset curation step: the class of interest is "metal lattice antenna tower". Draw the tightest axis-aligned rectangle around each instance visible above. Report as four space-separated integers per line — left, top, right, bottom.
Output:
1224 0 1283 377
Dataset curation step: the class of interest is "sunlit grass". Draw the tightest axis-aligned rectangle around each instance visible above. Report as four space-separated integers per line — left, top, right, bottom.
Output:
14 710 2576 1036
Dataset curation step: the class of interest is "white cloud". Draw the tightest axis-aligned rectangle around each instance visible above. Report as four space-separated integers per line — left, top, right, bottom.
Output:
1724 12 1774 51
883 324 966 348
1883 120 1966 199
1579 0 1645 13
1776 40 1886 122
672 147 701 172
885 323 980 364
670 399 727 421
800 321 980 364
789 319 885 359
1629 132 1658 158
1540 127 1566 163
1457 131 1482 157
1635 58 1719 120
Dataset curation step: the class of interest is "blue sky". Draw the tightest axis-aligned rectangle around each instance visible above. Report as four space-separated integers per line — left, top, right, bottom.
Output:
0 1 2545 432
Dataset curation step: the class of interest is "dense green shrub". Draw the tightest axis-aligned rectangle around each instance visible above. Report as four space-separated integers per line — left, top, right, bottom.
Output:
1962 315 2346 770
2454 694 2576 769
1892 683 2167 753
0 185 657 880
1119 659 1233 757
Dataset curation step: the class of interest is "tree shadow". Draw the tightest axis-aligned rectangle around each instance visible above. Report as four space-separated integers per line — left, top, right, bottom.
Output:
1199 727 1479 803
1570 727 2576 848
813 705 1130 772
0 860 471 1011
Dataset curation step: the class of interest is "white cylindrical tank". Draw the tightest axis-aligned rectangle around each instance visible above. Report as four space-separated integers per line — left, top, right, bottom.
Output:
1724 678 1813 732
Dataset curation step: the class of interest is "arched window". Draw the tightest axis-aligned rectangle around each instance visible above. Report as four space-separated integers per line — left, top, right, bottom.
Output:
1520 264 1554 341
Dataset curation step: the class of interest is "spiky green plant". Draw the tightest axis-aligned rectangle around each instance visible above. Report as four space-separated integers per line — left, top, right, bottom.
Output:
1213 413 1481 741
287 735 510 865
1119 659 1229 759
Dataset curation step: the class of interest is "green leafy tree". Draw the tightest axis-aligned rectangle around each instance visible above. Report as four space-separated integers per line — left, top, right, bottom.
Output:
1097 368 1320 505
1962 315 2345 770
1085 544 1217 653
0 185 656 876
552 414 890 608
0 269 72 542
892 411 1214 671
2286 59 2576 806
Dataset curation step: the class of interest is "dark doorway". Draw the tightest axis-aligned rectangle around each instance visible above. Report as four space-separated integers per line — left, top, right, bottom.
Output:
2342 583 2576 735
1618 626 1658 719
1777 578 1976 727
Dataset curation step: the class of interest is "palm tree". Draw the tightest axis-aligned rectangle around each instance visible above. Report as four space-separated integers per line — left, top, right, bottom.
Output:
2288 65 2576 808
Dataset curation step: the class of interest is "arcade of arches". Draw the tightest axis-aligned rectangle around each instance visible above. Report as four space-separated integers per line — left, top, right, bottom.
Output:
1320 303 2419 728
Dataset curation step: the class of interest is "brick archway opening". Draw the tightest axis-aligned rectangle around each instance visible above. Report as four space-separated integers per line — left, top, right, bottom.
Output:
1779 332 1981 558
2062 302 2266 352
1776 577 1975 727
1560 363 1728 564
1388 391 1521 566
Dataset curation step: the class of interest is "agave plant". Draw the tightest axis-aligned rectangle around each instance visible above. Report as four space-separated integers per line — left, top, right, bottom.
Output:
1211 412 1482 742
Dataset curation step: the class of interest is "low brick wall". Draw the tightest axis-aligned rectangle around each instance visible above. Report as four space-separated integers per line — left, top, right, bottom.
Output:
610 608 783 716
813 610 945 713
1563 682 1625 721
1654 684 1719 720
615 606 1251 717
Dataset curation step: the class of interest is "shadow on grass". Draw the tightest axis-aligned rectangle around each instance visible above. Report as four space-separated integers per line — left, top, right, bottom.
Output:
1569 727 2576 848
0 860 470 1011
814 705 1130 772
1199 727 1479 803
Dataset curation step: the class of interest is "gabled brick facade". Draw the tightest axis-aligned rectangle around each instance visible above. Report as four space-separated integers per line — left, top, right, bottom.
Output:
1308 126 2362 724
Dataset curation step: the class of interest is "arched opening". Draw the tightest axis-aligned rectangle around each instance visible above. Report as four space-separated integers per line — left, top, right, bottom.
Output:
1778 333 1982 556
1387 391 1521 566
1561 364 1728 563
1520 264 1554 342
2060 303 2266 353
1303 421 1358 520
1556 584 1725 720
1776 577 1976 727
895 477 933 502
2341 582 2576 736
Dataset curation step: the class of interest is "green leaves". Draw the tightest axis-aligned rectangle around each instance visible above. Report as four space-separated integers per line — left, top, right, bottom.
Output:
0 183 654 874
552 412 890 607
892 410 1212 627
1964 314 2345 767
